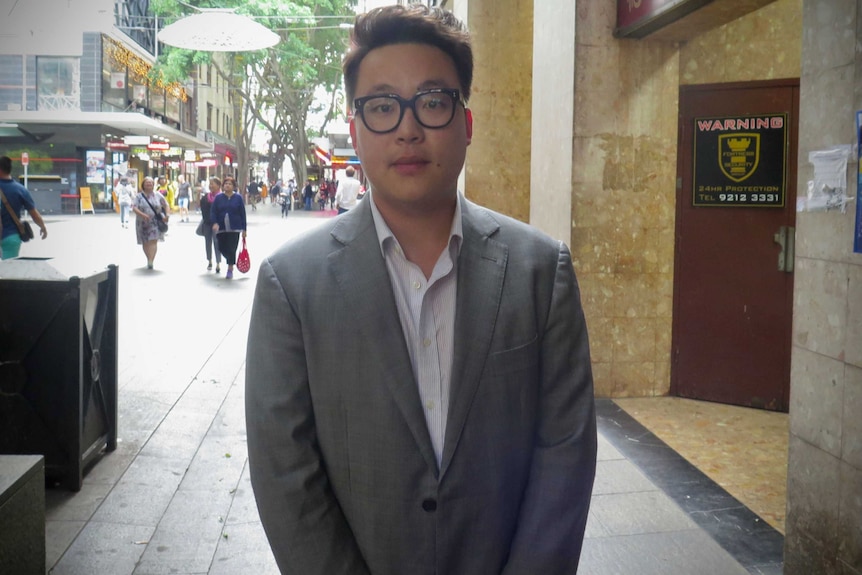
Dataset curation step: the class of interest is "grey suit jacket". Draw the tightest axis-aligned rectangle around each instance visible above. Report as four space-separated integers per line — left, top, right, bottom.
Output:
246 196 597 575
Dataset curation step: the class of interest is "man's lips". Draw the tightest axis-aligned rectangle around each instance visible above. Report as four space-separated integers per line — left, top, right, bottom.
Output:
391 156 429 174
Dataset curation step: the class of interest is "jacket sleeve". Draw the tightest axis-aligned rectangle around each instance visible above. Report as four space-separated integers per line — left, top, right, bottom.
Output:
501 242 597 575
245 259 371 575
239 196 247 230
210 197 219 230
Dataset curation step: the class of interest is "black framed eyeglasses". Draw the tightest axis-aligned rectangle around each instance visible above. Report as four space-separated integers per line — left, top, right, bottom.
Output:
353 88 466 134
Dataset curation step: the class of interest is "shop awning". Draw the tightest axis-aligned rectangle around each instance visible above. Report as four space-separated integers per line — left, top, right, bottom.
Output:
0 110 213 151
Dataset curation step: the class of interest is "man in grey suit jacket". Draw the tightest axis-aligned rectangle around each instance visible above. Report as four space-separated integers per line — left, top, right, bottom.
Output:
245 5 597 574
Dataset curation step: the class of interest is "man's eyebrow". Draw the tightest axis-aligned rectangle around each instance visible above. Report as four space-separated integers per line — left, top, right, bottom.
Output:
361 80 452 96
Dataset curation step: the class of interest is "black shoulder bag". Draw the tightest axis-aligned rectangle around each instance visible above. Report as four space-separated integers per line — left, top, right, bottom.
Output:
140 192 168 233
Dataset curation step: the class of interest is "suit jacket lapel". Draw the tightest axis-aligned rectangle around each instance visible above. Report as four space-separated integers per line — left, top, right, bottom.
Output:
328 201 439 475
440 200 506 477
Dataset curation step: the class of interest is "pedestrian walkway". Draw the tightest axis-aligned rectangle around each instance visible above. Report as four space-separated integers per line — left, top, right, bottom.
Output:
6 204 782 574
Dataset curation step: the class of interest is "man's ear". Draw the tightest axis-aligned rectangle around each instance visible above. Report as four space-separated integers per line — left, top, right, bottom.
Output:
349 116 358 153
464 109 473 145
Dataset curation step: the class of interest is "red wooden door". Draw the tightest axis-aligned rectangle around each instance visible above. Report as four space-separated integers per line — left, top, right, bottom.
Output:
672 80 798 411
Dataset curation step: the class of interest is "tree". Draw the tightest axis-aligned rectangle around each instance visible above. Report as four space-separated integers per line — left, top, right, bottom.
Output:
151 0 356 188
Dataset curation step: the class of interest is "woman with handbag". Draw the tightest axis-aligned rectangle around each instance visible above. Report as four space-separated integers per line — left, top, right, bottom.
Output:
199 176 223 273
210 175 246 279
132 176 170 270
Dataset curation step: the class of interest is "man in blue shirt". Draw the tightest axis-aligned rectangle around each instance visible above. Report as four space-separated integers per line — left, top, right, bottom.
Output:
0 155 48 259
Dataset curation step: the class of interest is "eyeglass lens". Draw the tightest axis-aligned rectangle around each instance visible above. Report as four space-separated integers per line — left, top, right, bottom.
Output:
361 91 457 133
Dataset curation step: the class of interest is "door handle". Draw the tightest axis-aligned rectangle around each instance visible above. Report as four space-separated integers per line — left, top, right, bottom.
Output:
773 225 795 272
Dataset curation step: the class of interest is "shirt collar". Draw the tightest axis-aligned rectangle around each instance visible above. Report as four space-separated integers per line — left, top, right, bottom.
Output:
368 191 464 256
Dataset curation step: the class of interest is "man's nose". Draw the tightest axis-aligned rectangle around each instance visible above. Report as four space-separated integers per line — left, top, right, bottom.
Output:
396 105 424 141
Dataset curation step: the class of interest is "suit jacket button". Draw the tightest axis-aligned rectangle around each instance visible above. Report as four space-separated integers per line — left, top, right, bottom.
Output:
421 498 437 512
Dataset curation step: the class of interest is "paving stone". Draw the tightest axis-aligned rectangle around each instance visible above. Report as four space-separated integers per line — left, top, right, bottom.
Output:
90 456 188 527
589 491 697 536
45 519 85 570
580 529 751 575
49 522 153 575
224 471 259 526
206 521 280 575
134 489 233 574
46 482 112 521
592 459 660 495
178 434 247 492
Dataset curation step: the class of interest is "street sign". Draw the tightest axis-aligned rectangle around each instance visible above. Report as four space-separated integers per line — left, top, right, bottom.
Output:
21 152 29 166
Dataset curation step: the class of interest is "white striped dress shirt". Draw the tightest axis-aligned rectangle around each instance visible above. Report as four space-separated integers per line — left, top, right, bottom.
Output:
369 195 462 469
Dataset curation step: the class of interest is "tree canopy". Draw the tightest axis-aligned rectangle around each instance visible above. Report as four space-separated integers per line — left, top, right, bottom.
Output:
151 0 356 185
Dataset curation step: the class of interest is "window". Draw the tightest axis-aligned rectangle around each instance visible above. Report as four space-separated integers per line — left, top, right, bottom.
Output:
38 57 80 111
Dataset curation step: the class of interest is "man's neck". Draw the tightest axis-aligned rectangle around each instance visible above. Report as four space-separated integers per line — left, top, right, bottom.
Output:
375 196 457 279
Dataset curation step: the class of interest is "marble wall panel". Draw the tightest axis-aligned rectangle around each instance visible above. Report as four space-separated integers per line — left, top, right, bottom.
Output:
465 0 533 221
800 0 856 72
790 347 845 457
848 266 862 367
785 435 842 568
794 208 860 264
792 257 849 360
843 364 862 468
838 461 862 571
680 0 801 85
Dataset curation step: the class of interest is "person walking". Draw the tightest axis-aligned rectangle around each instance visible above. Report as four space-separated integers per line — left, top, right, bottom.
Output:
302 179 313 211
335 166 362 214
176 174 191 222
116 175 135 228
132 176 170 270
199 176 223 274
245 6 597 575
0 155 48 259
210 175 246 279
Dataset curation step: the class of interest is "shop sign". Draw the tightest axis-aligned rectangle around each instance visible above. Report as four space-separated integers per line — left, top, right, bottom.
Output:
184 150 198 162
692 113 787 208
197 159 218 167
124 135 150 146
147 141 171 151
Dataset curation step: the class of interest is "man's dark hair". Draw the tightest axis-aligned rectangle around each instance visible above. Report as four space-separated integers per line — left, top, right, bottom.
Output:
0 156 12 174
342 5 473 107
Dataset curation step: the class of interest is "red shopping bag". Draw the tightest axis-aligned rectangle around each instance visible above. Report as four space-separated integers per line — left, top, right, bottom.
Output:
237 238 251 273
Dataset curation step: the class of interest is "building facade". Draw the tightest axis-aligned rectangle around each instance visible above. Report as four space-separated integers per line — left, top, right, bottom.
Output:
0 0 223 212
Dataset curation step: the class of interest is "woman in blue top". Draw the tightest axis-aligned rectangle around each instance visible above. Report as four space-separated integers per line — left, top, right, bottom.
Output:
210 175 246 279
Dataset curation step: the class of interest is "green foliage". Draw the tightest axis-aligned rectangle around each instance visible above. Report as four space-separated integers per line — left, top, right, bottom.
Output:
151 0 356 182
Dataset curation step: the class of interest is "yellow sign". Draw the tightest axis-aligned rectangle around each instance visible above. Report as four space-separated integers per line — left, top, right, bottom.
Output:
80 187 95 214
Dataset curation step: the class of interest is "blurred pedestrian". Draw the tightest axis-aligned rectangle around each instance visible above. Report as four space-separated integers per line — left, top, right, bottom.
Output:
132 176 170 270
0 155 48 259
177 174 191 222
335 166 361 214
303 180 313 210
199 176 223 274
210 175 246 279
116 175 135 228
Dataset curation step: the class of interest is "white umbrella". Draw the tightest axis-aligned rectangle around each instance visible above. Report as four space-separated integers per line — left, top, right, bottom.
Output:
157 9 280 52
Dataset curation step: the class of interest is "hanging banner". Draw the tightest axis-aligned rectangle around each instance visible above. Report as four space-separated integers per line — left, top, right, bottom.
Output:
692 113 788 207
855 110 862 253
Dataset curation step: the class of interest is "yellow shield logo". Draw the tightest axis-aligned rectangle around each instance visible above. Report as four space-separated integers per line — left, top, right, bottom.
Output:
718 133 760 182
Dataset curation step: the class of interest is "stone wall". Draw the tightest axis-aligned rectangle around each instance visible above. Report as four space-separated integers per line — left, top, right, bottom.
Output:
785 1 862 572
464 0 533 222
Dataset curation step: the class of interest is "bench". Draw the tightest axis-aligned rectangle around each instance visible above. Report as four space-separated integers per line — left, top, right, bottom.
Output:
0 455 45 574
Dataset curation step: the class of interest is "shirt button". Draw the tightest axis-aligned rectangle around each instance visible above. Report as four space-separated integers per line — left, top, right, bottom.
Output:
422 498 437 512
412 280 421 290
422 338 432 347
426 400 435 410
